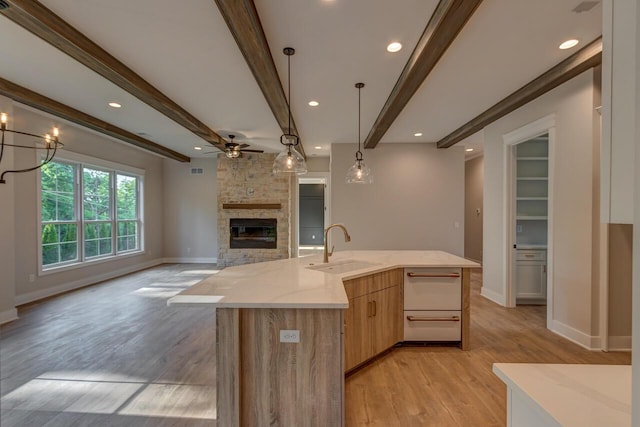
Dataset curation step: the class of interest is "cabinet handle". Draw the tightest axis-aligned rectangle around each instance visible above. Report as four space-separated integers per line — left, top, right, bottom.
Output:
406 273 460 278
372 300 377 317
406 316 460 322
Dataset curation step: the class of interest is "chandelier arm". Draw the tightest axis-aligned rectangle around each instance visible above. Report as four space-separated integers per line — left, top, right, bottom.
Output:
0 130 5 165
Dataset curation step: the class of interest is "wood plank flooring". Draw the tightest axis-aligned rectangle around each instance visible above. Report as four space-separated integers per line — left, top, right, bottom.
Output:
0 265 630 426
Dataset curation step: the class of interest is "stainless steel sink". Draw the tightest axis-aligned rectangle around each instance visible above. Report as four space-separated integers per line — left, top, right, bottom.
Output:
306 259 379 274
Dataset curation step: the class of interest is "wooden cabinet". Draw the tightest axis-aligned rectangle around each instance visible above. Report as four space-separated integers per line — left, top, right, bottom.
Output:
343 269 403 372
515 249 547 302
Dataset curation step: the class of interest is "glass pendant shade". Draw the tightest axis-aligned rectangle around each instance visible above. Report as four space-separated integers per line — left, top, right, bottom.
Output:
273 146 307 175
346 160 373 184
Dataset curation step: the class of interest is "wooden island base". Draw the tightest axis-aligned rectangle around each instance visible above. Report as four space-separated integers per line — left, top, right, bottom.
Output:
217 307 344 426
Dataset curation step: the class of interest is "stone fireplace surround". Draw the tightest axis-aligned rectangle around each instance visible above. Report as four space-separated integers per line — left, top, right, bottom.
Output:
217 153 291 267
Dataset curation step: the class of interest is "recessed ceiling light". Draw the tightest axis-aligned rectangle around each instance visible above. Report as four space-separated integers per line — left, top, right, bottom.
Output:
194 146 202 151
387 42 402 53
466 148 474 152
414 132 423 137
308 101 319 107
108 102 122 108
559 39 579 50
314 146 323 150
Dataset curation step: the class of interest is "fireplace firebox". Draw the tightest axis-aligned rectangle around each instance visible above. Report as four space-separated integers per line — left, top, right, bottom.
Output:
230 218 277 249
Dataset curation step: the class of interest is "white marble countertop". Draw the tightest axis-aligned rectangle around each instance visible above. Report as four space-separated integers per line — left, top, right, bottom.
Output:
168 250 479 309
493 363 631 427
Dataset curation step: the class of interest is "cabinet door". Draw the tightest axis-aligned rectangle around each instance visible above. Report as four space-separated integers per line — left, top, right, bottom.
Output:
515 261 546 300
344 295 370 372
370 285 402 356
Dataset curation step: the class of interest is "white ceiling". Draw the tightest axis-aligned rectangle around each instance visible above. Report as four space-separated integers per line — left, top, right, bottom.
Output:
0 0 602 160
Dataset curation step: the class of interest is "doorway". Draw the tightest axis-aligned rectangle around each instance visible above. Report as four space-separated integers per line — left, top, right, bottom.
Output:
297 174 330 257
513 135 549 306
503 115 555 326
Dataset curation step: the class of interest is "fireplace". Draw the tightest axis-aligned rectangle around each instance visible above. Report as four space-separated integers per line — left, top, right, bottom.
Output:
230 218 277 249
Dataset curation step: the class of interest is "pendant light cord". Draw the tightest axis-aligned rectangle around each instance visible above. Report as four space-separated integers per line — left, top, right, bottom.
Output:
288 51 291 135
355 83 364 162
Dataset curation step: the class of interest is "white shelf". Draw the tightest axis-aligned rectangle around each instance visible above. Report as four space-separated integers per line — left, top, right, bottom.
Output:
517 157 548 161
516 216 548 220
517 197 548 201
517 177 548 181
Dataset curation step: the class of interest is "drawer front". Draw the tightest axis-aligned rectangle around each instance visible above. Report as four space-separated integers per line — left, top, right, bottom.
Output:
404 268 461 310
403 310 461 341
343 268 403 299
516 250 546 261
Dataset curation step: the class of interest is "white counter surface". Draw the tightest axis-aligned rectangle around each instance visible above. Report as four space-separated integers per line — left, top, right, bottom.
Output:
168 250 478 309
493 363 631 427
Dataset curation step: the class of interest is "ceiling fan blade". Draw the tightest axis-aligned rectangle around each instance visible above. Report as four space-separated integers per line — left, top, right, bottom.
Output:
202 151 219 154
238 143 250 149
240 149 264 153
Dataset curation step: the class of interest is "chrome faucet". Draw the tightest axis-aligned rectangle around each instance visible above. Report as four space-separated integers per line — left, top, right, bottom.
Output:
323 223 351 263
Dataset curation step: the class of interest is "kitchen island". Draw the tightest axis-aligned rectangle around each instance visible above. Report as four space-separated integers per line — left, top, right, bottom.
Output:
169 250 479 426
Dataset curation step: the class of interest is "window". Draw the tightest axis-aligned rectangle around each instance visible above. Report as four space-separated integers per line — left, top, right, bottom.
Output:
39 156 143 271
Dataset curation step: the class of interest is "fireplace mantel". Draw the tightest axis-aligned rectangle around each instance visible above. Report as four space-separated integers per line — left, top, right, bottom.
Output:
222 203 282 210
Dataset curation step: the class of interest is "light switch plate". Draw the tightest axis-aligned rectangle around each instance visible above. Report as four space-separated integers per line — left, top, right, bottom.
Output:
280 330 300 343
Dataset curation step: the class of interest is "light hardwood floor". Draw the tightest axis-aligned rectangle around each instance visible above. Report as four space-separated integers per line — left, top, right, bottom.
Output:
0 265 630 426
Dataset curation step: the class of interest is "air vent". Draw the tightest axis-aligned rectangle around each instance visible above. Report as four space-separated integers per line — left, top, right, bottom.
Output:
0 1 9 9
190 167 204 175
573 1 599 13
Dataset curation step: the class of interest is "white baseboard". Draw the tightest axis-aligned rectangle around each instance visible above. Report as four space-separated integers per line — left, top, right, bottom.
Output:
480 287 506 306
0 308 18 325
162 257 218 264
607 336 632 351
548 319 601 351
15 259 164 306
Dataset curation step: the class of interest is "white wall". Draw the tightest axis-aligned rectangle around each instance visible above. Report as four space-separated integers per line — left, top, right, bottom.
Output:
330 143 465 254
0 96 17 323
631 0 640 422
602 0 636 224
163 157 218 262
11 105 165 305
483 70 599 347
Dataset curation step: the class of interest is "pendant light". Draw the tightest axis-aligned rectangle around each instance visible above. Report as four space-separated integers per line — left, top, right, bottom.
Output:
273 47 307 175
346 82 373 184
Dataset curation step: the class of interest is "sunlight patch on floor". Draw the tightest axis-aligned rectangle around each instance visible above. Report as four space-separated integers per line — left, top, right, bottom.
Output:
119 384 216 419
1 372 216 420
2 379 142 414
131 287 187 298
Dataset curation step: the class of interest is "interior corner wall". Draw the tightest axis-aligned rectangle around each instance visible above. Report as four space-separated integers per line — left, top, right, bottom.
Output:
12 105 165 305
464 155 484 263
0 96 17 324
330 143 464 255
305 156 330 172
482 70 598 344
162 157 218 262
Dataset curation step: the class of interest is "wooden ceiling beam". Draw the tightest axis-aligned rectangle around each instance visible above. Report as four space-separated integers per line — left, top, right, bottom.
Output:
0 77 190 162
437 37 603 148
214 0 306 158
1 0 226 151
364 0 483 149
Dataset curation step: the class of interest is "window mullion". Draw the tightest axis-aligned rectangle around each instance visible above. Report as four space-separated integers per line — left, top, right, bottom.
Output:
78 164 85 262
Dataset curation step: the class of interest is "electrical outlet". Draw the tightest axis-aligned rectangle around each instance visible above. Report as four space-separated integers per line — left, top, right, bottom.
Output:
454 221 460 229
28 274 35 283
280 330 300 343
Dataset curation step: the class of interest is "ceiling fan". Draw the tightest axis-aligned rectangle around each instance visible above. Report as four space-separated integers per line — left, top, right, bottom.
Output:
207 134 264 159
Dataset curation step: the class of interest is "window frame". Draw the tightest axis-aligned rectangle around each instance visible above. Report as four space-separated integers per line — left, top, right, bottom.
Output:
37 150 145 275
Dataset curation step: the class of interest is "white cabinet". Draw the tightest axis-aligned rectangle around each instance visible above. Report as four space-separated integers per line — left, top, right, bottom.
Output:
403 268 462 341
515 249 546 302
